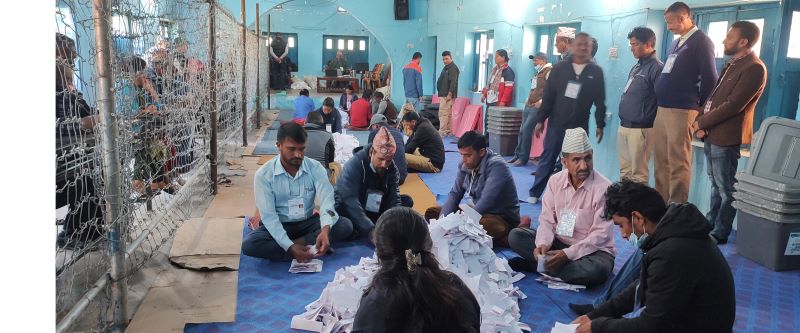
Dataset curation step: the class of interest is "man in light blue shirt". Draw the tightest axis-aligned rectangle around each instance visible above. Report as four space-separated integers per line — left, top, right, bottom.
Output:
293 89 315 124
242 122 353 261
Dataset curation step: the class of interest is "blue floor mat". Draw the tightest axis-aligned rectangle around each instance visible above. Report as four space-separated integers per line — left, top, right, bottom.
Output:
252 110 295 155
188 138 800 333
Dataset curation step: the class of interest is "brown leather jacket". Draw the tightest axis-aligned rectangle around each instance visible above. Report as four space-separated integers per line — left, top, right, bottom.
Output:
696 52 767 146
526 64 552 107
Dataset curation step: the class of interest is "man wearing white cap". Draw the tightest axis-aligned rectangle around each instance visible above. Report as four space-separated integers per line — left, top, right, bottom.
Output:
508 128 616 288
556 27 576 61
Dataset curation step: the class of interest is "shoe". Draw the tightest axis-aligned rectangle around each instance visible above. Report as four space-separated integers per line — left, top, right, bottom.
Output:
507 157 519 164
526 197 538 204
568 303 595 316
710 234 728 245
513 160 527 167
530 171 537 175
508 257 535 272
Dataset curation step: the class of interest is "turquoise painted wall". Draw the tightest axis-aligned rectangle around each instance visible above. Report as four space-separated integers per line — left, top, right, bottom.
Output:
220 0 432 106
253 5 389 79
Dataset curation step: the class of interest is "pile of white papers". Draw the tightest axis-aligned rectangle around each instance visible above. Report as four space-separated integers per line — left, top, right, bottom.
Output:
429 212 528 333
292 212 529 333
332 133 360 165
290 256 380 332
535 273 586 292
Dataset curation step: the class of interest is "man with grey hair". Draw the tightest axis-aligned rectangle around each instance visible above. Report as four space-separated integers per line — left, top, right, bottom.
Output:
508 128 615 288
509 52 551 166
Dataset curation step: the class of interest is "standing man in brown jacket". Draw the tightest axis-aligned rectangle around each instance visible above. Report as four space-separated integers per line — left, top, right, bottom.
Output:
693 21 767 244
508 52 552 166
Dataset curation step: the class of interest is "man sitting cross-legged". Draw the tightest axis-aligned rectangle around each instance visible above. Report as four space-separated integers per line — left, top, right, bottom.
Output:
508 127 615 288
242 122 353 261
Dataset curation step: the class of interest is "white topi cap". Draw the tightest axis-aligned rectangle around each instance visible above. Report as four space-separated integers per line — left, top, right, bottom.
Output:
561 128 592 154
556 27 576 39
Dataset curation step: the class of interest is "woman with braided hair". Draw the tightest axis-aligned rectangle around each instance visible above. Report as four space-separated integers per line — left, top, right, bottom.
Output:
352 207 480 333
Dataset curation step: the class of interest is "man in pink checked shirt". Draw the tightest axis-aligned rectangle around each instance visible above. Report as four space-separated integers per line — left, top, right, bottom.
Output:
508 128 615 287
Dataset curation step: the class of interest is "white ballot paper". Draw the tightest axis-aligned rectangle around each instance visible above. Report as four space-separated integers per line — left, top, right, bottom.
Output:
551 322 578 333
292 212 529 332
290 259 324 273
536 273 586 292
332 133 360 165
289 246 322 273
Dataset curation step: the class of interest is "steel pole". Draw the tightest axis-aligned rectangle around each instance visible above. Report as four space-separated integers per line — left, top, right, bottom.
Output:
255 3 261 129
240 0 248 146
208 0 218 194
91 0 128 329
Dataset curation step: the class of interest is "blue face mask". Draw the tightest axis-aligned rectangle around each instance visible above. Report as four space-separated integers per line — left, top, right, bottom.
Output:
628 217 648 248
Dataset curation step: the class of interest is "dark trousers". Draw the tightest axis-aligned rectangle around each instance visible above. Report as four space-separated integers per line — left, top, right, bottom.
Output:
347 195 415 237
514 107 538 162
705 143 741 241
241 215 353 261
508 227 614 287
56 173 104 239
529 125 567 198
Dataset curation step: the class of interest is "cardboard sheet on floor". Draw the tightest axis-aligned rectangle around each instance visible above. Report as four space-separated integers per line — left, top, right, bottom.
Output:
203 185 255 218
125 270 238 333
399 174 438 215
169 217 243 271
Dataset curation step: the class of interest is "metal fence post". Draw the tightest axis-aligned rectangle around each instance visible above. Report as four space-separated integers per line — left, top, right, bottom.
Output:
240 0 248 146
91 0 128 329
267 14 271 110
208 0 218 194
255 3 261 129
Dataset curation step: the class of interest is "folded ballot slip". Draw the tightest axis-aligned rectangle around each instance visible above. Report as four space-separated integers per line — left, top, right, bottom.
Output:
289 259 324 273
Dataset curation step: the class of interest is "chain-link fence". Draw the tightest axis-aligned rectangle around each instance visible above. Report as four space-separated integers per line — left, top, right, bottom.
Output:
55 0 266 331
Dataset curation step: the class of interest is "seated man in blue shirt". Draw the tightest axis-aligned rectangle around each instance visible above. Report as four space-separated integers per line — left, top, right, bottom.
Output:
293 89 315 125
435 131 520 247
242 122 353 261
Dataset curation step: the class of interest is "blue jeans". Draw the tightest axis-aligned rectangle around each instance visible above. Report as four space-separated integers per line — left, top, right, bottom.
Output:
705 143 741 241
405 97 422 112
529 125 566 198
241 215 354 261
593 248 644 307
514 107 538 162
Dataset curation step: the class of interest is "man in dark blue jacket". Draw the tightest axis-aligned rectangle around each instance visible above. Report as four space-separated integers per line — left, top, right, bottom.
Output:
335 127 408 238
528 32 606 204
618 27 663 183
439 131 520 247
652 2 718 204
368 114 408 185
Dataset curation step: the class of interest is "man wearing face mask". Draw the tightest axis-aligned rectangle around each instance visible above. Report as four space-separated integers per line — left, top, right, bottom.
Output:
335 127 412 239
572 180 735 333
432 131 520 247
508 52 551 167
508 128 615 287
